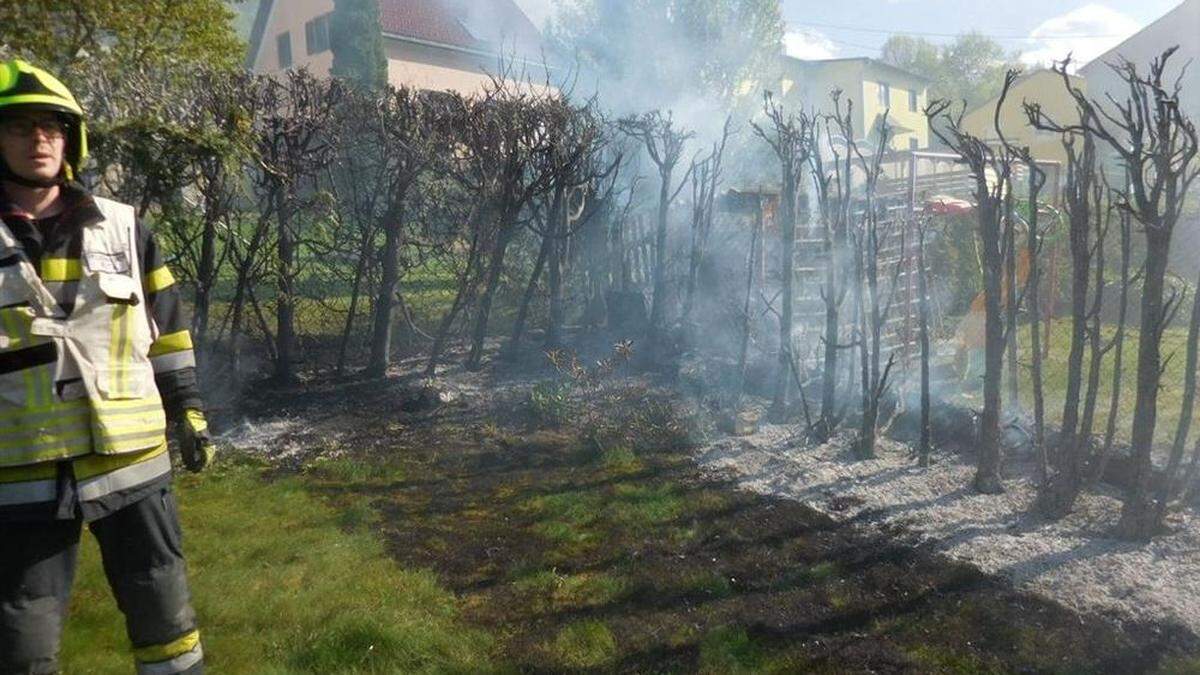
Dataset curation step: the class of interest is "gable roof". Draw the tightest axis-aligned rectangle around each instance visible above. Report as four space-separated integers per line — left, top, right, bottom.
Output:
380 0 541 53
247 0 542 70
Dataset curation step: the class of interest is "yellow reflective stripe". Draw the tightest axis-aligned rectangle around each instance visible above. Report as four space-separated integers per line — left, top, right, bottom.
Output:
109 305 133 398
0 398 89 422
149 330 193 357
0 434 93 467
0 307 33 351
0 426 92 451
73 443 167 480
39 258 82 282
0 410 92 441
134 631 201 664
143 265 176 293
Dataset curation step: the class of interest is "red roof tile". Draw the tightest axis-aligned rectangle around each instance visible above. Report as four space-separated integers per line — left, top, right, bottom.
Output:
377 0 541 52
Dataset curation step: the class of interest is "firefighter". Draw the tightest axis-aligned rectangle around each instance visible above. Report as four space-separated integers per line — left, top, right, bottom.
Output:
0 59 212 674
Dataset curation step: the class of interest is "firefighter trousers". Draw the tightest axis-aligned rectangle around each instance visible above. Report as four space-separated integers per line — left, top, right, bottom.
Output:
0 486 203 674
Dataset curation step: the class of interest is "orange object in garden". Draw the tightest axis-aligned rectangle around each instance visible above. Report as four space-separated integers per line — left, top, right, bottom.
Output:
924 195 973 215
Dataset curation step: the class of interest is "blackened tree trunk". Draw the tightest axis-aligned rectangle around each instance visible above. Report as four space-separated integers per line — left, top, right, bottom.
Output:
426 212 485 376
192 205 219 359
620 111 693 356
1026 48 1199 539
1078 196 1110 461
649 166 672 342
274 188 297 384
737 196 764 400
1094 209 1132 484
466 217 517 371
917 218 932 466
978 190 1007 494
1156 266 1200 524
751 93 814 423
545 191 568 350
919 125 1007 492
1121 231 1172 536
1041 135 1095 516
773 160 798 419
336 226 373 374
367 211 403 377
1025 168 1048 483
1004 186 1020 408
506 226 552 359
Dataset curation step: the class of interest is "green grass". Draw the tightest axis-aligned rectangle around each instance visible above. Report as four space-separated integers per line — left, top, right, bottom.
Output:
597 444 645 475
60 458 492 674
546 620 617 670
699 626 764 674
1156 656 1200 674
512 568 631 610
1012 319 1200 448
904 644 1004 674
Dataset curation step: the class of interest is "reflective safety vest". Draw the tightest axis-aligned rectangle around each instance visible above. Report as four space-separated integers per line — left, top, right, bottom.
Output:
0 197 165 468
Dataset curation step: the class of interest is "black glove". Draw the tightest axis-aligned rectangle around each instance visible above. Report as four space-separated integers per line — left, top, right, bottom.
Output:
178 409 215 473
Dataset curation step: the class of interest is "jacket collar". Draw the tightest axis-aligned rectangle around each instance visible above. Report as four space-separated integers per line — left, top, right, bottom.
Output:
0 182 103 228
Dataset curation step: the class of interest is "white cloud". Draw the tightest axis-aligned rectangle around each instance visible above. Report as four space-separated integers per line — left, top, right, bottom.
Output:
784 29 838 60
1021 3 1140 70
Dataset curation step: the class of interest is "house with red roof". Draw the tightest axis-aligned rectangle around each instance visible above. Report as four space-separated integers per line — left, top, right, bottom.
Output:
246 0 545 94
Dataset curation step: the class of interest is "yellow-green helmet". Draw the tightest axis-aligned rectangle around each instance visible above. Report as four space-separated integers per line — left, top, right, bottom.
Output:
0 59 88 181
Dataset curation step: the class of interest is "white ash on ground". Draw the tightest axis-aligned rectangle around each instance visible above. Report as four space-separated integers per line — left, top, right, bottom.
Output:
216 417 317 464
696 425 1200 635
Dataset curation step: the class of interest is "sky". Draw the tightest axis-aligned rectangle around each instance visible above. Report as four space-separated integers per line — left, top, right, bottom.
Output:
512 0 1189 67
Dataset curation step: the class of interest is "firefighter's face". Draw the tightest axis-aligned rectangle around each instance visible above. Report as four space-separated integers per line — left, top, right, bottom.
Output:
0 110 66 184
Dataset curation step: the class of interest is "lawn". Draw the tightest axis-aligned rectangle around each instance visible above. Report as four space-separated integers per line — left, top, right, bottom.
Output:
1013 318 1200 449
60 457 493 674
57 370 1200 673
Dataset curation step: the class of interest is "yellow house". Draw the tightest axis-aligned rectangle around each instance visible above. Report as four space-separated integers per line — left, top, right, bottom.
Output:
246 0 544 95
780 56 931 152
960 69 1086 164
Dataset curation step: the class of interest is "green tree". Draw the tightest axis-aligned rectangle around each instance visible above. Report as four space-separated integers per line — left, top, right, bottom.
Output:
0 0 243 74
547 0 784 108
882 32 1019 111
330 0 388 91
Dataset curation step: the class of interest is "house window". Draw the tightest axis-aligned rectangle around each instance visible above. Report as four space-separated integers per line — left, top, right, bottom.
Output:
306 14 331 55
877 82 890 108
909 137 919 151
909 89 919 112
276 31 292 68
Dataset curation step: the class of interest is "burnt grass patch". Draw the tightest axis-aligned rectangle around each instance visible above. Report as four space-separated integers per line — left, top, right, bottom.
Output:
273 373 1198 673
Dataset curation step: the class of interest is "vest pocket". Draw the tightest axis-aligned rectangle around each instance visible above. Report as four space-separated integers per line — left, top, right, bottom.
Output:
96 362 154 400
96 272 139 305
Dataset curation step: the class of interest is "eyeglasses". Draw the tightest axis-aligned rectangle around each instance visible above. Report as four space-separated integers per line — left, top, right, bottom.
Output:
0 117 68 140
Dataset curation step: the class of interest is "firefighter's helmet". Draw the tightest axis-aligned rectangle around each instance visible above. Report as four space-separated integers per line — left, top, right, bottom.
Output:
0 59 88 183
